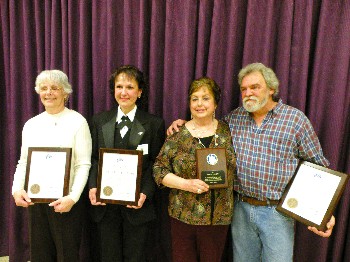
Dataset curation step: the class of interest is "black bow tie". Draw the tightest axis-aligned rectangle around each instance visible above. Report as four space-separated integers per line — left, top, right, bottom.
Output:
116 115 131 129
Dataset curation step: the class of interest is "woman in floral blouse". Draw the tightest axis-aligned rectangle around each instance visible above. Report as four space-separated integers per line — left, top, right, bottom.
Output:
153 77 236 262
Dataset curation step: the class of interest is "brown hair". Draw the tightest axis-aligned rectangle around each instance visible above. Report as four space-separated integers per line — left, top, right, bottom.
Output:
188 77 221 105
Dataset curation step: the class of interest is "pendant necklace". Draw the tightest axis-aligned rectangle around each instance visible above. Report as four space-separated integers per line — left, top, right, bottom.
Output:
192 120 214 138
192 120 218 147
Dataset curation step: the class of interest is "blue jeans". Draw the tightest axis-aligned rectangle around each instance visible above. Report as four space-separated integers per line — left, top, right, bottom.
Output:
231 200 295 262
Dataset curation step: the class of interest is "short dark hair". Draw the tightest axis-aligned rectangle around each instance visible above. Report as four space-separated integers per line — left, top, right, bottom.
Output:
188 77 221 105
109 65 148 110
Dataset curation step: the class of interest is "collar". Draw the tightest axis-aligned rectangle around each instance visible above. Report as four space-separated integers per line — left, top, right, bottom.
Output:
269 99 283 116
116 105 137 123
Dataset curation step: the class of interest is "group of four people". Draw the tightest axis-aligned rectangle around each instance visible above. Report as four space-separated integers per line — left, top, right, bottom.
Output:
12 63 334 262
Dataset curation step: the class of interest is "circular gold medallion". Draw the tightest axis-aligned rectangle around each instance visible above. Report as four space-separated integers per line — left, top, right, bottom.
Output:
30 184 40 194
103 186 113 196
287 198 298 208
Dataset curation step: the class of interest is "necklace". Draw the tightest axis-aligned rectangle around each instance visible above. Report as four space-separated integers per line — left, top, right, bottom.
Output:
48 108 65 126
197 134 219 147
192 120 215 138
53 112 63 126
192 119 219 147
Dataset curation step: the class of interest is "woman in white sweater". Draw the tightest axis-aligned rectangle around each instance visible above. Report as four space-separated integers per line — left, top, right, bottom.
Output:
12 70 92 261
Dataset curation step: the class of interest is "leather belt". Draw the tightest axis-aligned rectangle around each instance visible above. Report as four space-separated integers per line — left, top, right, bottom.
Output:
236 193 279 206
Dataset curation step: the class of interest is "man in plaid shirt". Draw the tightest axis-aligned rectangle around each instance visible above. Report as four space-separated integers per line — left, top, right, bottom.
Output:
225 63 334 261
167 62 335 261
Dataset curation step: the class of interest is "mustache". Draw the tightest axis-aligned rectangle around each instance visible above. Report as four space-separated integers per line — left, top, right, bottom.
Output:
243 96 258 103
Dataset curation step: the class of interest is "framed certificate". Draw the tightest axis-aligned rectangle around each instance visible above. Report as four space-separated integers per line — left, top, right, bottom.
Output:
276 161 349 231
97 148 143 205
196 148 228 189
24 147 72 203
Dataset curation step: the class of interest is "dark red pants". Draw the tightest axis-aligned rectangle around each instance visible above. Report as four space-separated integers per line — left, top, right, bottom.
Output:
170 217 229 262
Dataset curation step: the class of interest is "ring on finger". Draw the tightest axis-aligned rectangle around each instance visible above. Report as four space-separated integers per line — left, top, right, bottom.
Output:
197 189 201 194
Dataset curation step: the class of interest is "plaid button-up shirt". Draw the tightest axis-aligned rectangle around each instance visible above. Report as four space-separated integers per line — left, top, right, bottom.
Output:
224 100 329 201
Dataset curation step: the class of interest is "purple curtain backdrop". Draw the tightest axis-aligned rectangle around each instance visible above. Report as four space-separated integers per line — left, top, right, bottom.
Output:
1 1 349 261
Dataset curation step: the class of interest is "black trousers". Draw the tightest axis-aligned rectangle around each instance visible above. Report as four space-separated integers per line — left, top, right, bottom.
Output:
29 201 83 262
95 205 150 262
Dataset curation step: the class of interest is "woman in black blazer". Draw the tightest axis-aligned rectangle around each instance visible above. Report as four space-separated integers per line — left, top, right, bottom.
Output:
88 65 165 261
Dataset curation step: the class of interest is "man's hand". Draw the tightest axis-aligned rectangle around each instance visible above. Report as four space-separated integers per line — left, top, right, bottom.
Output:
127 193 147 209
49 196 75 213
166 119 186 136
13 189 33 207
308 215 335 237
89 188 106 206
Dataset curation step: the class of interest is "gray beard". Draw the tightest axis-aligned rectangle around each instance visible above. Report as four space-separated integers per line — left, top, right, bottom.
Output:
243 96 268 112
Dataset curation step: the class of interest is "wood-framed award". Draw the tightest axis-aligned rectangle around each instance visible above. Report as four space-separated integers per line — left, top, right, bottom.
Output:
196 148 228 189
276 161 349 231
24 147 72 203
97 148 143 205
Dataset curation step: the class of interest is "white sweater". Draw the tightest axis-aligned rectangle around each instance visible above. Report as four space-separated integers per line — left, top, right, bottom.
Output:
12 108 92 202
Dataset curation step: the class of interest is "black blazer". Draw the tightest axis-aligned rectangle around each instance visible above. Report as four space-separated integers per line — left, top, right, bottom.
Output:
88 107 165 225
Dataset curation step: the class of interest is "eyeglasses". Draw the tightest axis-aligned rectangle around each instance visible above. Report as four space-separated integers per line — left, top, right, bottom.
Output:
39 85 62 93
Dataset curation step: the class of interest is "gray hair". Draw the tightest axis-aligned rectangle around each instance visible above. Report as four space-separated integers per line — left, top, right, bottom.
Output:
34 70 73 96
238 63 279 101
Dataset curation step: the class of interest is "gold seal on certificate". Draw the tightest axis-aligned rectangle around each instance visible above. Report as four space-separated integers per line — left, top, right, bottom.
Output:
286 198 298 208
196 148 228 189
30 184 40 194
103 186 113 196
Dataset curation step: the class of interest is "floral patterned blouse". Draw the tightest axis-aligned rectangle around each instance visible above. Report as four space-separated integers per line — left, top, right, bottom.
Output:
153 120 236 225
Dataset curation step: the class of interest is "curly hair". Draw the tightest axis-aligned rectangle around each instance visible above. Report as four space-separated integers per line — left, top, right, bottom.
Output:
35 70 72 96
188 77 221 105
109 65 148 110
